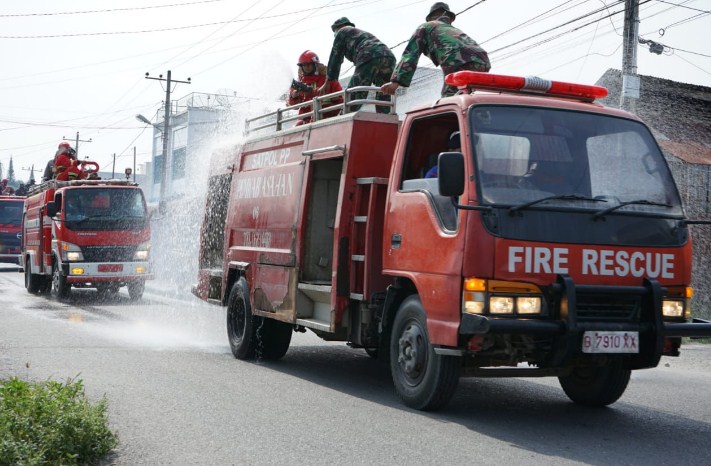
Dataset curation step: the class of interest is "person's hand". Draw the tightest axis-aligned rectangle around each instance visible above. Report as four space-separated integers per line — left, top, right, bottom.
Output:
316 83 328 96
380 82 400 95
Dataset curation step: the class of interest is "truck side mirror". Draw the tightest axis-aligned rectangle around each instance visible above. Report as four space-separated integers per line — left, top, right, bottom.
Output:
45 201 58 218
438 151 465 197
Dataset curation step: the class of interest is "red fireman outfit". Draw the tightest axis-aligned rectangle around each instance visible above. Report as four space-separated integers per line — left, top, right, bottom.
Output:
288 51 343 126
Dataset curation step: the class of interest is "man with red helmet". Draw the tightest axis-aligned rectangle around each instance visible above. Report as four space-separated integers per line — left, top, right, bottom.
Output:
55 146 81 181
287 50 343 126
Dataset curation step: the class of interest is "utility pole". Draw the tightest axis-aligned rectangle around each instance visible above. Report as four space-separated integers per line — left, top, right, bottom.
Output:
62 131 92 158
620 0 640 112
145 70 191 212
133 146 137 182
112 153 116 179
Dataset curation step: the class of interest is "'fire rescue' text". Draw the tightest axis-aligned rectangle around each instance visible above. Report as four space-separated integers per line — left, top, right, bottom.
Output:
508 246 675 279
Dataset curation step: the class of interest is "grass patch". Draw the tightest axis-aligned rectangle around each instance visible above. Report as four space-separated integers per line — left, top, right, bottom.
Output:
0 376 117 466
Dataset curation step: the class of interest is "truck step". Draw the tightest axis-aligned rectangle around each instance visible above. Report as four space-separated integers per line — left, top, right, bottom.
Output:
295 318 331 332
355 177 388 185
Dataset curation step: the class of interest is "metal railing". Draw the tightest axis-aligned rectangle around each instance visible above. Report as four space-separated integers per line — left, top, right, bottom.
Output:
245 86 396 135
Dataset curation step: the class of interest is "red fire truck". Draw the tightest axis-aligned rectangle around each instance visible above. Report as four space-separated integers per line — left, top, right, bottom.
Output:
0 195 24 265
193 72 711 410
21 174 153 300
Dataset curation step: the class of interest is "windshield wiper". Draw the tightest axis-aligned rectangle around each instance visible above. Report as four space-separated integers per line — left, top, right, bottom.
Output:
509 195 606 214
593 199 672 220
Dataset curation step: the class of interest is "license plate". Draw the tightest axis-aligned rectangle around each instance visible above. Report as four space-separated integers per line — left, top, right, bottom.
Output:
582 331 639 354
98 264 123 272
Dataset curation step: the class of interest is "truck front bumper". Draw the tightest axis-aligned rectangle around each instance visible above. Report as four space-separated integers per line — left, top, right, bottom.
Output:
454 276 711 368
63 261 154 283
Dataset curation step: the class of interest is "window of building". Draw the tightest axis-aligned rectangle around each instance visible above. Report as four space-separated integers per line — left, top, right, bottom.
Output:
172 147 186 179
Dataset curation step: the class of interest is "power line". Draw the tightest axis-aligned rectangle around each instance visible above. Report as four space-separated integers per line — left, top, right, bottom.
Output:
652 0 711 14
0 0 229 18
0 0 371 39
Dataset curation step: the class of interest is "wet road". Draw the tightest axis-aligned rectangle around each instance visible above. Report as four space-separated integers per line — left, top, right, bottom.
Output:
1 263 711 465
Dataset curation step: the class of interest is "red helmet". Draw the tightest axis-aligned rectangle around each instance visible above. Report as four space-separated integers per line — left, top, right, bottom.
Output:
58 141 71 150
297 50 320 66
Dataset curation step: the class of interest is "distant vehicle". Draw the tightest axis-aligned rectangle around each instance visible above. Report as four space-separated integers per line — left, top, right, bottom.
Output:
194 73 711 411
21 174 153 300
0 195 24 265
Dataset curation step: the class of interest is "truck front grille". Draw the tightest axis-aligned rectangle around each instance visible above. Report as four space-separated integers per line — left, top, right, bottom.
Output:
81 245 137 263
575 294 641 322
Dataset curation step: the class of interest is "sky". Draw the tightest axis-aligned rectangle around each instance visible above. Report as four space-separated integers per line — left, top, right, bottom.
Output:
1 0 709 183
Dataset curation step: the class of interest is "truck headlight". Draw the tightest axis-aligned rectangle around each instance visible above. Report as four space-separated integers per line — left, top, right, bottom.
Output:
490 297 515 314
462 278 546 316
516 296 542 314
662 299 684 318
133 242 151 260
60 241 84 261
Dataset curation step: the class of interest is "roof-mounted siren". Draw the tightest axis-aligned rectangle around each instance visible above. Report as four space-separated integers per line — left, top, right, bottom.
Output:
445 71 608 102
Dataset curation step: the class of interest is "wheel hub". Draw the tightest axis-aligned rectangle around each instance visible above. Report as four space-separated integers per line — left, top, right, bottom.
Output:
398 322 427 382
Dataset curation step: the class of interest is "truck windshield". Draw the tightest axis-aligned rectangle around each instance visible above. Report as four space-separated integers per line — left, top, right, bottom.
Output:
470 106 683 217
63 188 148 231
0 201 23 225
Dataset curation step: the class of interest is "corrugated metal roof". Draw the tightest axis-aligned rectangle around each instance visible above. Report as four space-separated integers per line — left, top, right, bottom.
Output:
596 69 711 165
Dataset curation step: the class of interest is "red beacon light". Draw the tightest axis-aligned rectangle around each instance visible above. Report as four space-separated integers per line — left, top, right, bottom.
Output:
445 71 608 102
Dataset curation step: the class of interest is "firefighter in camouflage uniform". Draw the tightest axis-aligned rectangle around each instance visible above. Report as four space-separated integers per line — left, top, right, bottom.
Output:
317 17 396 114
381 2 490 98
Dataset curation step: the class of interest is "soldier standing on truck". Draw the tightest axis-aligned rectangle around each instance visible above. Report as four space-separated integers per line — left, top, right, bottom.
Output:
380 2 490 98
316 17 396 113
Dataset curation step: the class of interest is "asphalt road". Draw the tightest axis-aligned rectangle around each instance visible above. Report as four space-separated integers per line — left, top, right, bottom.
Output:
1 263 710 465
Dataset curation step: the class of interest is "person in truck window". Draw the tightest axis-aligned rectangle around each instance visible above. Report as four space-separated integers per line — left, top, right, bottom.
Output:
317 17 396 114
425 130 460 178
380 2 490 98
287 50 343 126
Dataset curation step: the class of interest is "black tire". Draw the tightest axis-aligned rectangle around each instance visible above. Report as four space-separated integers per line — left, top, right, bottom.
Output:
226 278 260 360
558 361 631 407
127 281 145 300
39 276 52 295
389 295 460 411
25 257 41 294
51 258 71 300
258 318 293 360
97 283 120 300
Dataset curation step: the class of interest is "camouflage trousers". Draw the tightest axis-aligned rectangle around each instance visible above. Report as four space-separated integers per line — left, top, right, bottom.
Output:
348 55 396 114
441 57 491 97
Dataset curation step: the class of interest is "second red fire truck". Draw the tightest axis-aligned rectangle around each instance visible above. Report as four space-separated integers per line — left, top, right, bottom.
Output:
21 172 153 300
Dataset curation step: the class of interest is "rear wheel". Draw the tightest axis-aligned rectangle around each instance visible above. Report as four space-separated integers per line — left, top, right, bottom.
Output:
227 278 260 360
390 295 460 411
24 257 41 293
51 259 71 300
226 278 293 360
127 281 145 300
258 318 292 360
558 361 631 406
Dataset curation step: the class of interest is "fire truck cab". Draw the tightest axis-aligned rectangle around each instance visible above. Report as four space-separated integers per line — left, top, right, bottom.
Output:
194 74 711 410
21 177 153 300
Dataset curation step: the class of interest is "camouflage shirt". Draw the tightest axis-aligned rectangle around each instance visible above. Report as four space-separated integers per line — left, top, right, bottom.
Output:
391 16 490 87
326 26 395 81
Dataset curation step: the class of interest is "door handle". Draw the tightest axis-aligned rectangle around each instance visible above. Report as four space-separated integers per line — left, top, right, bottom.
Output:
391 233 402 249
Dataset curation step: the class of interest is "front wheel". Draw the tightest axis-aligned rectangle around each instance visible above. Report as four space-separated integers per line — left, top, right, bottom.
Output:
127 281 145 300
389 295 460 411
51 259 71 300
558 361 631 407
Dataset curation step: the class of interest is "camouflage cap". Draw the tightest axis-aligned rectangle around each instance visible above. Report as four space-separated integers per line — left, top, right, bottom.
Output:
426 2 456 21
331 17 355 32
